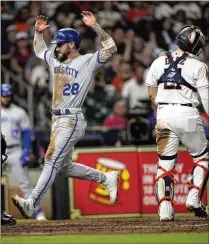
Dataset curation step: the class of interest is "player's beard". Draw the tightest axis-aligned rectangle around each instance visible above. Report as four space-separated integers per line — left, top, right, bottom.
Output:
1 96 12 108
57 53 69 62
1 101 11 108
56 46 71 63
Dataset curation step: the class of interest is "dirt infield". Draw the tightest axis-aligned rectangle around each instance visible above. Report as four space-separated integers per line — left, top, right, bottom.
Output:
2 217 209 236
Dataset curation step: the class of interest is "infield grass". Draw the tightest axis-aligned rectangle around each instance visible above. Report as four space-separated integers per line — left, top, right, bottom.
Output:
2 233 209 244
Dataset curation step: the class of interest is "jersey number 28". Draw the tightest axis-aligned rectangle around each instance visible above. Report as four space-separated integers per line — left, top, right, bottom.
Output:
63 83 80 96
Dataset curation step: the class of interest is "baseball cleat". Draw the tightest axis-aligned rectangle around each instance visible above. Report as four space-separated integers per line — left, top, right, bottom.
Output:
103 171 119 203
159 201 175 222
160 215 174 222
187 202 208 218
11 195 35 219
34 205 47 221
1 211 16 225
35 211 47 221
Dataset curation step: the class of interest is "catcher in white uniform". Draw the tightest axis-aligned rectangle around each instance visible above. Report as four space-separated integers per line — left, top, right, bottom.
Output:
146 25 208 221
12 12 119 218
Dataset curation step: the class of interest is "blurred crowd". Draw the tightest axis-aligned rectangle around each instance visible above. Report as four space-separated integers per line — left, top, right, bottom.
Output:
1 1 209 146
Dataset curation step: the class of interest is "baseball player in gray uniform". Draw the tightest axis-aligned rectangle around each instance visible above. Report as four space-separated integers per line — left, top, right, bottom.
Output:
1 84 46 220
12 12 119 218
146 25 208 221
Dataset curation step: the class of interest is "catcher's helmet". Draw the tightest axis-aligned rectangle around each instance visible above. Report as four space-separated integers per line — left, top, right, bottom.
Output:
1 84 13 96
175 25 205 56
51 28 81 48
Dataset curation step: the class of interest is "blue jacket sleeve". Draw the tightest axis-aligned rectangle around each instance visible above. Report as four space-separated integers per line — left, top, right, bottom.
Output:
21 129 31 154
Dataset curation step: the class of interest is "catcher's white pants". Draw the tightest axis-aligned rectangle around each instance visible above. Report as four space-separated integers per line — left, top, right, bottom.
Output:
156 104 208 217
30 111 104 205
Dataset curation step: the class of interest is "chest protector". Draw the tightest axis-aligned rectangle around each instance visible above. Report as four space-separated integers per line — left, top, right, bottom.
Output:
157 51 197 92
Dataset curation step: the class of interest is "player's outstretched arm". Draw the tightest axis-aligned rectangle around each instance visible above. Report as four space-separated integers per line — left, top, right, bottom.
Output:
81 11 117 62
33 15 50 59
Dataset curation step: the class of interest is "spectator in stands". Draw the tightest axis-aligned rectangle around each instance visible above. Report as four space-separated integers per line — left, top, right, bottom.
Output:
30 60 49 90
103 100 128 146
1 29 12 70
28 1 40 21
103 100 127 130
25 28 53 83
30 60 50 128
14 6 30 33
39 2 62 18
122 61 149 110
172 9 188 35
186 2 202 20
73 19 96 53
123 30 135 61
126 2 150 23
1 25 17 70
112 24 126 54
10 32 32 75
25 55 43 82
51 2 81 30
154 2 172 20
136 47 154 67
27 2 41 38
195 3 209 40
115 3 133 31
104 53 123 84
1 2 17 30
97 1 122 28
155 17 175 51
83 71 120 126
125 33 154 67
132 35 146 62
111 60 134 94
6 25 17 51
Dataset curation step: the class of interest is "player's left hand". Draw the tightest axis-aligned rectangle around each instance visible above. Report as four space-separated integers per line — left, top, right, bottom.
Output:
81 11 97 27
20 149 30 167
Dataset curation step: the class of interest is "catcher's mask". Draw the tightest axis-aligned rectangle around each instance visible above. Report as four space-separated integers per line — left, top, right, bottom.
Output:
174 25 205 56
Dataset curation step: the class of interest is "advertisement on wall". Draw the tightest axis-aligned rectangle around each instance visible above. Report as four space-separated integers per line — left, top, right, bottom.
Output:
69 147 208 218
70 148 140 218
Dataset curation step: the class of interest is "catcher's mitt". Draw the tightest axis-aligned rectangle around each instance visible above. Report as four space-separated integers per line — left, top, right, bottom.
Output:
1 134 8 164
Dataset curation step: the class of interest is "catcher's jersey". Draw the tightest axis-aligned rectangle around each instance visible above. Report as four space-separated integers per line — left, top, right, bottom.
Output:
145 51 209 106
42 50 107 109
1 104 31 146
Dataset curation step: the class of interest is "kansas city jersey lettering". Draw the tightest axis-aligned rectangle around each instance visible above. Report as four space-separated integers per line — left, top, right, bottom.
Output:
54 66 78 78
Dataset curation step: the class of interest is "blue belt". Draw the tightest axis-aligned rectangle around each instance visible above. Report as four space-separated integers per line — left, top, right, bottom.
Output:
52 109 71 116
52 108 82 116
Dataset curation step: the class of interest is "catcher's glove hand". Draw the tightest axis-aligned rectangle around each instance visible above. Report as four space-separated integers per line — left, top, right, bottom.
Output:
1 134 8 164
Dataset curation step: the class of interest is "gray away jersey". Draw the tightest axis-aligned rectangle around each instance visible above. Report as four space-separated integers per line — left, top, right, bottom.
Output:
43 50 107 109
